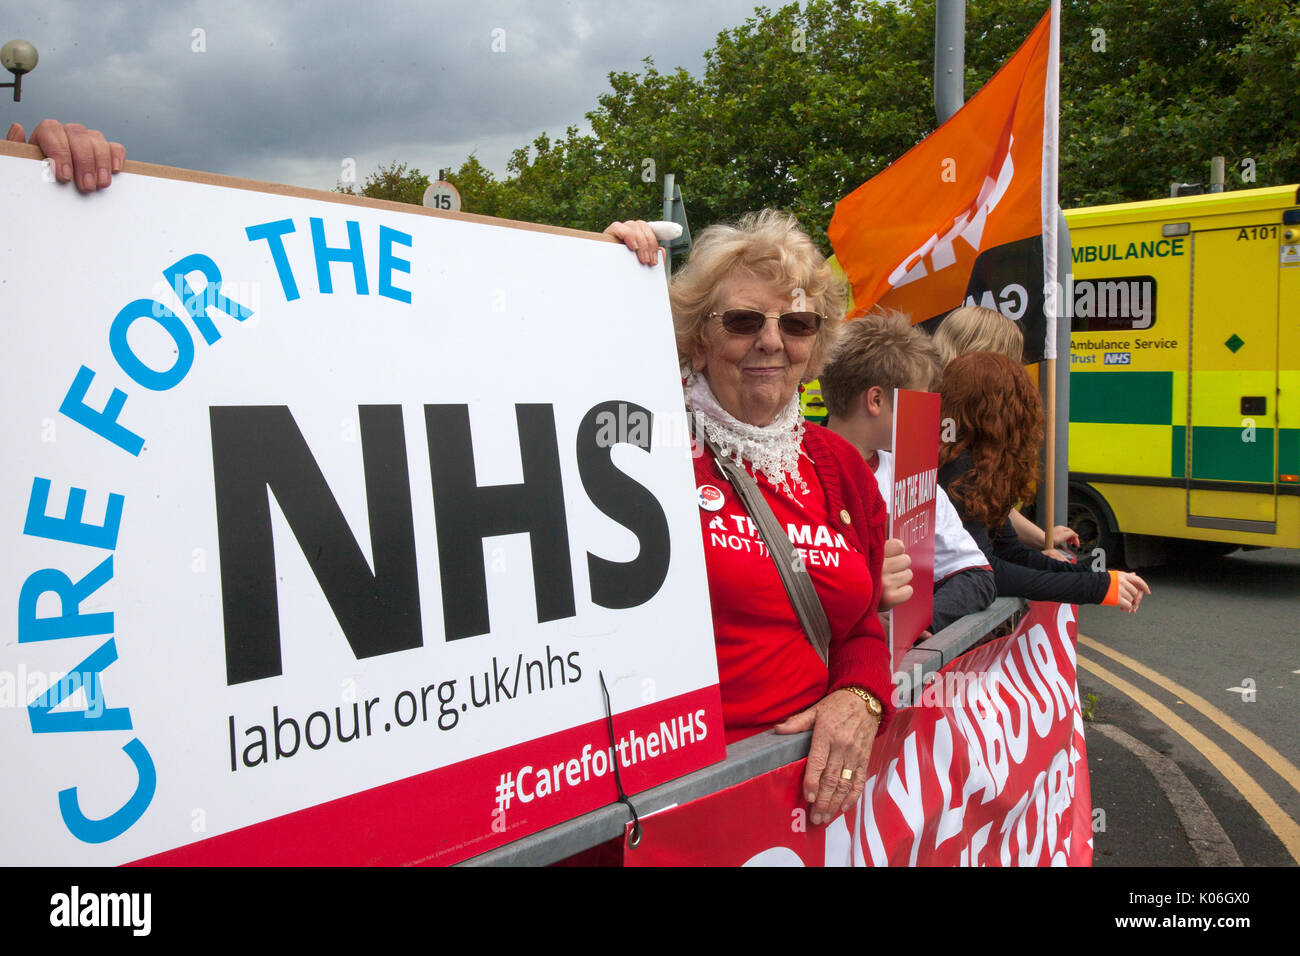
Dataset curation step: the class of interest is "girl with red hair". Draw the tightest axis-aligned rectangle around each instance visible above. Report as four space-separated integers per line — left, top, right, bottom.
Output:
938 352 1150 611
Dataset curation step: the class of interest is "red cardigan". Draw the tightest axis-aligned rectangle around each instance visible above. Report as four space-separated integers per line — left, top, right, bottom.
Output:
693 422 894 736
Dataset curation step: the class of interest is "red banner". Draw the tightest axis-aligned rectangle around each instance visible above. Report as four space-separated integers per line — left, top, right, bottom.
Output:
625 602 1091 866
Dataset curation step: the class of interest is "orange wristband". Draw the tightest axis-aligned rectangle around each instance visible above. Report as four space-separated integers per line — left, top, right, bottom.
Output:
1102 570 1121 606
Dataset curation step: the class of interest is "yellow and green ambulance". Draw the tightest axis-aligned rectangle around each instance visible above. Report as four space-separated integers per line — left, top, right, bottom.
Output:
1065 184 1300 564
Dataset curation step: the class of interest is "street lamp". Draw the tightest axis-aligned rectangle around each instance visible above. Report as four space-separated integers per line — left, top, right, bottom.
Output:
1 39 38 103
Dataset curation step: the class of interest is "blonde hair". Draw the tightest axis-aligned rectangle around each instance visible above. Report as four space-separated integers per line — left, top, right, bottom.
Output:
819 309 942 418
668 209 849 379
933 305 1025 366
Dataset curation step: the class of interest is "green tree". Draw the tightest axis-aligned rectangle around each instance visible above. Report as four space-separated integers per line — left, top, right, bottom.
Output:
1216 0 1300 187
675 0 937 244
335 160 429 205
368 1 1300 243
445 154 505 216
1053 0 1254 205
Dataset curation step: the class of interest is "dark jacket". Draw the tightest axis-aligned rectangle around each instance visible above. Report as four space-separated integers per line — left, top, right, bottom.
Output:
938 454 1110 605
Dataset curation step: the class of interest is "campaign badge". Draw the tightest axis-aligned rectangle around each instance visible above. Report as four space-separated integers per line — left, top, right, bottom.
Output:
697 484 725 512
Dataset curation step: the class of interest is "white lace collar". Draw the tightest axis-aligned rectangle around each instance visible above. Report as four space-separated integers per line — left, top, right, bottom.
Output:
685 374 808 497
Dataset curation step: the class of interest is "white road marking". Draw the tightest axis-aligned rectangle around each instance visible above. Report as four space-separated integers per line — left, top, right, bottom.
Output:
1089 722 1242 867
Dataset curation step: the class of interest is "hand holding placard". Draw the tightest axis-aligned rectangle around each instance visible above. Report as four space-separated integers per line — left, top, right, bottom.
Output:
7 118 124 191
878 537 913 610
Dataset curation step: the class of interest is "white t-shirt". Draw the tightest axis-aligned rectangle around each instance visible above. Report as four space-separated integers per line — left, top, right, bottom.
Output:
872 449 991 582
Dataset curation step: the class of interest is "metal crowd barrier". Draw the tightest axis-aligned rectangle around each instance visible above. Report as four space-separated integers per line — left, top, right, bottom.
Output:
459 596 1027 866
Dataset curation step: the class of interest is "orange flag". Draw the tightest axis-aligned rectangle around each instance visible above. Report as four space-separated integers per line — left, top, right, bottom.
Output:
829 5 1060 361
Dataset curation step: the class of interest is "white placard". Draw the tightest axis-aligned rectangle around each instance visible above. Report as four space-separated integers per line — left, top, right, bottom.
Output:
0 150 723 865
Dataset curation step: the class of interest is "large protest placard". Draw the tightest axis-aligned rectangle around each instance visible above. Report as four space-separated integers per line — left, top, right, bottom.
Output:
0 143 725 865
625 602 1092 866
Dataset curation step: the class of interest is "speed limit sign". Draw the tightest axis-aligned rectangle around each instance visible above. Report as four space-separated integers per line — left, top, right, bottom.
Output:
422 181 461 212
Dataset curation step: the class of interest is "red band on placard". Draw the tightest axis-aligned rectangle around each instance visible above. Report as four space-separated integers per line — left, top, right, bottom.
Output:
128 685 724 867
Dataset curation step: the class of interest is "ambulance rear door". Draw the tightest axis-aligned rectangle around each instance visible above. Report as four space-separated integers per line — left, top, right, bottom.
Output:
1185 222 1280 532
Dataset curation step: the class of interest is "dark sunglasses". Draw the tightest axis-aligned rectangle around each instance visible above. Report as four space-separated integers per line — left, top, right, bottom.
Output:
707 309 823 337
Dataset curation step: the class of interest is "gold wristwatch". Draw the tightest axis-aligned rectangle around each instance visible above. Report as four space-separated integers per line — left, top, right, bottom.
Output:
844 685 883 717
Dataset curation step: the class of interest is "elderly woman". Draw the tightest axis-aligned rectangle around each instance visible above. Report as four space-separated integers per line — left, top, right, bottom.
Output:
607 211 894 825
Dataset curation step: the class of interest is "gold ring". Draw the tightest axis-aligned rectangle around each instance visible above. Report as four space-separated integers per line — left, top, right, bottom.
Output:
840 768 854 781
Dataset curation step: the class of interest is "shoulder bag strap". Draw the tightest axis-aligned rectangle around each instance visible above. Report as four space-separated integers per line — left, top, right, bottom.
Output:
696 428 832 666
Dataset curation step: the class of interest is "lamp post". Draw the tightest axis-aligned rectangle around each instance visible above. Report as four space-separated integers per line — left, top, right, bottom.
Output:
1 39 38 102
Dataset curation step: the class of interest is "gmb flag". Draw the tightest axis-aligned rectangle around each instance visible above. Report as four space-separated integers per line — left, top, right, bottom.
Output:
829 3 1061 362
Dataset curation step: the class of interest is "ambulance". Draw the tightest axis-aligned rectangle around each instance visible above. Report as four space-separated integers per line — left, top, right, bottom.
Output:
1064 184 1300 565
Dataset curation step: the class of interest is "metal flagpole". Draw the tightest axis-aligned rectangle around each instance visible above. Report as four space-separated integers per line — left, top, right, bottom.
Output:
933 0 1070 551
1046 4 1071 552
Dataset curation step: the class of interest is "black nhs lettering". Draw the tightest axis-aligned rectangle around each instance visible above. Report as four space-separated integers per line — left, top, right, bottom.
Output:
210 405 422 684
210 402 669 685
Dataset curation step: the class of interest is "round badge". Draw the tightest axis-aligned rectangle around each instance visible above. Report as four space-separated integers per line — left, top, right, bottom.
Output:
697 484 725 512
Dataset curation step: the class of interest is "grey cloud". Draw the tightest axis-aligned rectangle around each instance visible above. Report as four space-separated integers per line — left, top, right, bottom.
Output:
4 0 758 189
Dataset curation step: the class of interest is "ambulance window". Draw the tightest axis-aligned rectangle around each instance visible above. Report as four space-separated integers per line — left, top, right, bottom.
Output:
1070 275 1158 332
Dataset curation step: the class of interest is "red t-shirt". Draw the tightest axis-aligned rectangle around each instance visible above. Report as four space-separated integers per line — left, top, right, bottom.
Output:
693 438 886 743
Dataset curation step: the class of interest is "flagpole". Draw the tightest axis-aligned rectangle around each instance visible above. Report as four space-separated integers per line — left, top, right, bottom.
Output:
1043 2 1067 553
934 0 1063 550
1043 359 1057 541
941 1 1071 554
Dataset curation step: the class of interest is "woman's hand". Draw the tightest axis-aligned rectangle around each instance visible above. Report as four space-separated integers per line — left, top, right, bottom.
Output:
1116 571 1151 612
603 220 663 267
774 688 879 825
6 120 124 192
878 537 913 610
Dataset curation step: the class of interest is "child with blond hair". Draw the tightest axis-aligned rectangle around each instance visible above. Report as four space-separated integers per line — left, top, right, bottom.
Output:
820 311 996 633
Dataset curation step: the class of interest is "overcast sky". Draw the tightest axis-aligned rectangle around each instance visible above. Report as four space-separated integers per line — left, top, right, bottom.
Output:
4 0 764 190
